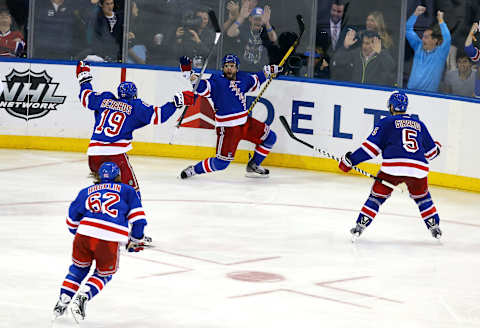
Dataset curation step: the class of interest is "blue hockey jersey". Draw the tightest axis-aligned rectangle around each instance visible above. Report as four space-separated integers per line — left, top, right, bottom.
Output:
79 82 177 155
66 182 147 244
195 71 266 127
350 114 440 178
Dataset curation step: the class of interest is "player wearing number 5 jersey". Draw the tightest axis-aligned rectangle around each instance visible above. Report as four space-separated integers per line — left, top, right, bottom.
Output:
76 61 194 192
338 91 443 240
52 162 152 323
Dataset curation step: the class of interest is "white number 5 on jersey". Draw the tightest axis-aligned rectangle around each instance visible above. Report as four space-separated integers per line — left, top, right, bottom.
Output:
402 129 419 153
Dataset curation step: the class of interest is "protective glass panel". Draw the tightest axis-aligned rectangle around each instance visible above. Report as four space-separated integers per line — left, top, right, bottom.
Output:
131 0 219 68
32 0 125 62
221 0 314 75
315 0 402 87
0 2 28 58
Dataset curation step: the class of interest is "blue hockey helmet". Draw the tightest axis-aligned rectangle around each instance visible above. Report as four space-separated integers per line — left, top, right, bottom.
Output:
388 91 408 112
222 54 240 68
98 162 120 182
118 81 137 99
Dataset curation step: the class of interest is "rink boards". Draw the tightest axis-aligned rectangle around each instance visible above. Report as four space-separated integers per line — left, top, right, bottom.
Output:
0 60 479 192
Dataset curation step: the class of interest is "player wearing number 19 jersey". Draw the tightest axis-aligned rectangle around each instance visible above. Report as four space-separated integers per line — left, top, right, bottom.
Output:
338 91 443 240
76 61 194 192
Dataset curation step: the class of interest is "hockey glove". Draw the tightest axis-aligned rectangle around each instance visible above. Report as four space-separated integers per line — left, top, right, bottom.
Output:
179 55 193 80
173 91 195 109
263 65 283 78
339 151 353 173
76 61 92 85
127 235 152 252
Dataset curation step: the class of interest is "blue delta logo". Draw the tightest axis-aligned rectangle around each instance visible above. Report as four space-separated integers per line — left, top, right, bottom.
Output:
0 69 66 120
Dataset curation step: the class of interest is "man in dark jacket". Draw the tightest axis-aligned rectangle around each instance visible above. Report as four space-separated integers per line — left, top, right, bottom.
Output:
86 0 123 61
33 0 79 59
330 30 395 86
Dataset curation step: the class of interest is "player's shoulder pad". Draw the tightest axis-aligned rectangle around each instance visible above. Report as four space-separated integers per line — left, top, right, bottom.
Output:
236 71 251 79
99 91 117 99
209 73 222 81
78 184 93 197
131 98 152 109
121 183 138 194
380 114 396 124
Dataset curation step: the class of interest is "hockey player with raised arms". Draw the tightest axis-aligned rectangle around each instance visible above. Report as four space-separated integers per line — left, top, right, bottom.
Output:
76 61 194 192
52 162 152 323
338 91 443 240
179 54 281 178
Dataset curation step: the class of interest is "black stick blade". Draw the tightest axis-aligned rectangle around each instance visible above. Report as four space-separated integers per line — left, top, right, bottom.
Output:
279 115 314 150
296 15 305 36
208 10 221 33
279 116 295 138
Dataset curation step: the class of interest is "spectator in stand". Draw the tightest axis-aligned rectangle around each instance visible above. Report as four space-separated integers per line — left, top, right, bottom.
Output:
75 0 100 26
298 47 330 79
436 0 480 71
441 52 475 97
143 0 190 66
0 8 24 57
464 22 479 61
5 0 28 42
223 0 261 31
406 6 451 92
127 0 148 64
360 11 393 52
331 30 395 86
464 22 480 97
225 5 277 72
403 0 435 84
270 31 301 76
33 0 80 60
85 0 123 62
316 0 348 57
175 8 215 69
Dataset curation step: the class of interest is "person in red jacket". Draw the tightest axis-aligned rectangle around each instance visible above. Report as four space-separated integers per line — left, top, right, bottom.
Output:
0 8 25 57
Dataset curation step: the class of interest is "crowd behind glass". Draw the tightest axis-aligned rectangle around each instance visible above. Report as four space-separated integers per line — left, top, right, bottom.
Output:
2 0 480 98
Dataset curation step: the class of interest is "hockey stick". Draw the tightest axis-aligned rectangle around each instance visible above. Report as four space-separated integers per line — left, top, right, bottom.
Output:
247 15 305 114
169 10 222 145
279 115 404 192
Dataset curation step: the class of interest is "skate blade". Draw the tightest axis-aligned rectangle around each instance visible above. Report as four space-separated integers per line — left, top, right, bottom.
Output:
351 233 360 243
51 312 63 322
70 309 83 325
245 172 269 178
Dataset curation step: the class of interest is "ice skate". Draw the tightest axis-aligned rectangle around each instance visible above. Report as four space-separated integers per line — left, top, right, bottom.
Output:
350 223 366 242
180 165 196 179
52 294 71 320
70 288 89 323
429 224 442 239
245 156 269 178
350 216 371 242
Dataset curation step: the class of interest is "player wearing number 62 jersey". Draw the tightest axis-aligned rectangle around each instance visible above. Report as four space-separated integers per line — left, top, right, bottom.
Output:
76 61 194 192
52 162 152 323
338 91 443 240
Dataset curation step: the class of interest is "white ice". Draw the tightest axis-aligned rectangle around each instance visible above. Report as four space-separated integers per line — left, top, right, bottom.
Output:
1 149 479 328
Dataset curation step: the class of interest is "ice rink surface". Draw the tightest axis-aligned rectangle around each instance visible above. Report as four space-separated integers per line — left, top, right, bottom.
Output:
1 149 479 328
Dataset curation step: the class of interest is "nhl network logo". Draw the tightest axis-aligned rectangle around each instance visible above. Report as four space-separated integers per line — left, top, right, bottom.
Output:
0 69 66 120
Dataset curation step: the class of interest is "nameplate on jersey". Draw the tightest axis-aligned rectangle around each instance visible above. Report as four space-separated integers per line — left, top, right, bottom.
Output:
100 99 132 115
87 183 122 194
394 120 421 131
